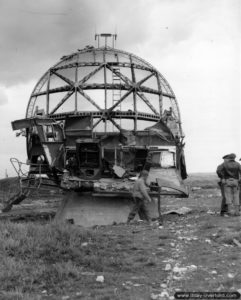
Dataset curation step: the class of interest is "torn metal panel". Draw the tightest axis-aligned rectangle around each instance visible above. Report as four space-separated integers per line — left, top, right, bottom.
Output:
42 143 64 169
12 117 54 131
112 165 126 178
163 207 192 215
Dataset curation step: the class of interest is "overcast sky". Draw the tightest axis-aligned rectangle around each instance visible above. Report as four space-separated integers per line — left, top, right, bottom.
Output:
0 0 240 178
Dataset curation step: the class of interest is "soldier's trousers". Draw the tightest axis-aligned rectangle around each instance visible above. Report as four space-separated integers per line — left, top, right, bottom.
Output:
127 197 151 222
218 182 228 213
240 187 241 207
223 186 239 205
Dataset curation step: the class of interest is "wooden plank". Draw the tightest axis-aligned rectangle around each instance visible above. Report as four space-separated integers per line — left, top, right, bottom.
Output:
103 52 107 132
156 71 163 116
51 70 74 87
107 89 133 113
137 72 155 86
48 111 160 122
75 59 78 112
108 117 122 131
50 89 75 114
46 70 51 115
77 64 104 85
32 83 172 98
53 61 155 73
137 92 159 115
130 55 137 132
92 117 104 129
77 88 102 111
106 64 133 86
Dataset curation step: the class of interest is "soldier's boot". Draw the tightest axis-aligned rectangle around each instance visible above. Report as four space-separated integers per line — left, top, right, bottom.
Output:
234 205 240 216
227 204 233 216
127 215 134 224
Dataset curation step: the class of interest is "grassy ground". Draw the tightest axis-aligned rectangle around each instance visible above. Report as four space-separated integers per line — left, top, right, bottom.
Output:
186 172 218 188
0 177 20 205
0 174 241 299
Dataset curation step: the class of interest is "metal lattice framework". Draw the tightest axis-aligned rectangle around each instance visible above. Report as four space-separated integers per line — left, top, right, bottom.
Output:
26 46 183 136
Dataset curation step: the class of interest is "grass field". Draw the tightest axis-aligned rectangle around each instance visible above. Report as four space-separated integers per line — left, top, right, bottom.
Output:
0 174 241 300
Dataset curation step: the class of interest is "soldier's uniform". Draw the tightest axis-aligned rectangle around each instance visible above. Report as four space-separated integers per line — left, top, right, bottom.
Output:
216 155 229 215
240 158 241 209
217 154 241 216
127 171 152 223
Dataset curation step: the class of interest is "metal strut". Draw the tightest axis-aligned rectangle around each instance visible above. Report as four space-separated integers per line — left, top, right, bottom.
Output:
112 66 122 130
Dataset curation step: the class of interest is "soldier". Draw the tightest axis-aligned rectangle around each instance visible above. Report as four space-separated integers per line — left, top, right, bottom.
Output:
127 170 152 224
216 155 229 216
217 153 241 216
240 158 241 210
66 155 78 176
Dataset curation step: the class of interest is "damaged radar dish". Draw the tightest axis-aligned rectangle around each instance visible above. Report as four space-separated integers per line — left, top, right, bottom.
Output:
8 35 188 226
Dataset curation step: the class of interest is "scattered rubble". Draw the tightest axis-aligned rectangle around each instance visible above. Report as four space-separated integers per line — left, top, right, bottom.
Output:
150 293 160 300
173 276 182 281
163 207 192 215
173 266 188 274
81 271 95 276
150 290 170 300
165 264 172 271
113 165 126 178
96 275 105 283
233 238 241 247
172 264 197 274
133 283 143 287
207 210 216 215
81 242 88 247
188 265 197 271
191 187 202 191
160 291 170 298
